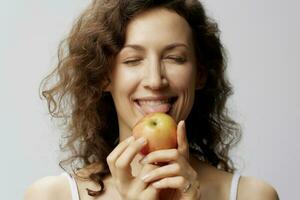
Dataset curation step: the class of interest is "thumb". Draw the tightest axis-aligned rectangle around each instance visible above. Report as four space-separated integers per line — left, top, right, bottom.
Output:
177 120 189 160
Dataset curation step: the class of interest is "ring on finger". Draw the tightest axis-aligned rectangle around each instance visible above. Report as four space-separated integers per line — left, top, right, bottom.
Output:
183 181 192 193
182 179 201 193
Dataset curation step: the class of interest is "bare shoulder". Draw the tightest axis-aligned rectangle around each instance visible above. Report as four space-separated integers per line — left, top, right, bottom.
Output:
238 176 279 200
24 174 71 200
190 157 279 200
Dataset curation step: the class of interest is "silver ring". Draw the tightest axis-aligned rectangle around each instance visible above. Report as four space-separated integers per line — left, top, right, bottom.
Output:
183 182 192 193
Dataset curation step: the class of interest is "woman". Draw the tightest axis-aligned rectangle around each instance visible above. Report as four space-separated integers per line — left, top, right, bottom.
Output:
25 0 279 199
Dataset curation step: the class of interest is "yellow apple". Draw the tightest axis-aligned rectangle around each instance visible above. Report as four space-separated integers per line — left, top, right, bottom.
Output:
132 112 177 155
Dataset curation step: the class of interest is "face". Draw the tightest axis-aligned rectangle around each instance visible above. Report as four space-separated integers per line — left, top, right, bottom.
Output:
107 8 202 141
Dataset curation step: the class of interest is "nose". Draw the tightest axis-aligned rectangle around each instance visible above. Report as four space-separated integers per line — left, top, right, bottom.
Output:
142 60 169 90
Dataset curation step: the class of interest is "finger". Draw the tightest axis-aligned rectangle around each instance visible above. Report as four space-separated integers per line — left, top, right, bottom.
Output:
130 164 158 193
106 136 135 176
115 137 147 182
142 184 159 200
140 148 179 165
177 120 189 159
141 163 180 183
152 176 188 191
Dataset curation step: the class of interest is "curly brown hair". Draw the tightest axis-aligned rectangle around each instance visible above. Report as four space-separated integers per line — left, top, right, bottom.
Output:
40 0 241 196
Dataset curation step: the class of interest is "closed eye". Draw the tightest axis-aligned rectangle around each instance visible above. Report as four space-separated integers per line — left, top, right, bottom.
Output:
123 59 143 66
165 56 187 64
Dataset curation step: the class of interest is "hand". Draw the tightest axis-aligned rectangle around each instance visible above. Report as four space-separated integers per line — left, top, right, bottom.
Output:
139 121 201 200
106 136 160 200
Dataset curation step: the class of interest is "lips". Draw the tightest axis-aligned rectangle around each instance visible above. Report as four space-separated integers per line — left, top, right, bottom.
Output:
134 97 177 115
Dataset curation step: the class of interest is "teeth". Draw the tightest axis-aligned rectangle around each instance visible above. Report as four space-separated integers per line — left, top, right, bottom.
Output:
138 99 170 105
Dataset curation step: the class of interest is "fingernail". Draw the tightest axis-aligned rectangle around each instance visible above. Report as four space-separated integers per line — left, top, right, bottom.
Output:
126 136 134 143
180 120 185 128
140 157 148 164
138 137 147 144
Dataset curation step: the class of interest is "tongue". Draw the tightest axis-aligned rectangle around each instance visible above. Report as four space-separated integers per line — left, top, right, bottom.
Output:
139 103 171 114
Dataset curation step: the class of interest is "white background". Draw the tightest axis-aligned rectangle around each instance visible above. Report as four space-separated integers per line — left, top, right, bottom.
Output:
1 0 299 199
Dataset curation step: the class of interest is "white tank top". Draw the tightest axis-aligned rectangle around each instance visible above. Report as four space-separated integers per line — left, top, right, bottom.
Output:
62 172 241 200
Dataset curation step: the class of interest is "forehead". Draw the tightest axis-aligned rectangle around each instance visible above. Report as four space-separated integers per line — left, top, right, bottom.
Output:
124 8 193 46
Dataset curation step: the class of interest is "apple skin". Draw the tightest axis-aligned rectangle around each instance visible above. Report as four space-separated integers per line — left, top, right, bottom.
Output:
132 112 177 155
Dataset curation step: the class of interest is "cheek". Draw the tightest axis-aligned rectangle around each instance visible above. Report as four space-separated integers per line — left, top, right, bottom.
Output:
168 65 196 121
168 65 196 90
111 67 139 94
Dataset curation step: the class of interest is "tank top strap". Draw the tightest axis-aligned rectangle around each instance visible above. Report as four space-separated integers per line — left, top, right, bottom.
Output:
229 172 241 200
61 172 80 200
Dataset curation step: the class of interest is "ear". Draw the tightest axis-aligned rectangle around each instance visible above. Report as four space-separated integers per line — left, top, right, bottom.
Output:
196 68 207 90
102 77 112 92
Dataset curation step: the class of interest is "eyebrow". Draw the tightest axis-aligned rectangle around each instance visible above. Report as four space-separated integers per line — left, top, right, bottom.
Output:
122 42 189 52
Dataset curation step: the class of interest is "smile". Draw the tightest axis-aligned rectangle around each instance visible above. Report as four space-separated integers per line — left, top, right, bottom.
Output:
134 96 177 115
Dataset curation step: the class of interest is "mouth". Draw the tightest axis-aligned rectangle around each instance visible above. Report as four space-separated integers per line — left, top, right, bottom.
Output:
134 96 177 115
